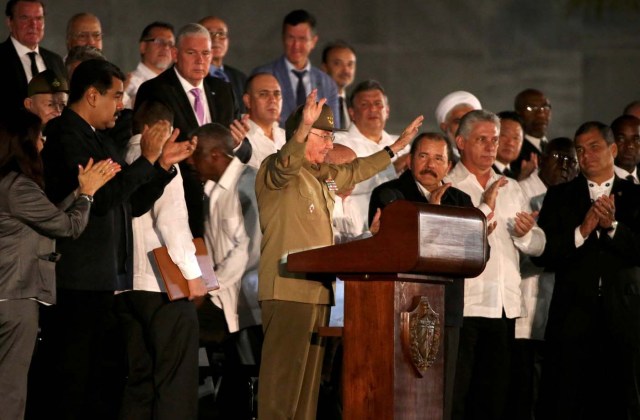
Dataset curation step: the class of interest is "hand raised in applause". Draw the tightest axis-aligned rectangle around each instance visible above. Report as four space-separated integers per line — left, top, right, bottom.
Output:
77 158 121 196
428 183 451 205
140 120 174 164
513 211 539 237
481 176 508 211
389 116 424 155
158 129 195 171
593 194 616 230
517 153 538 181
290 89 328 144
229 114 250 148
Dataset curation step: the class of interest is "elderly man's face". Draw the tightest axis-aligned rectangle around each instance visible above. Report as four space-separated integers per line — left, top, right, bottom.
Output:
305 129 334 165
575 128 616 181
409 139 451 192
173 34 212 86
7 1 44 49
457 121 499 172
496 119 523 165
200 17 228 65
67 15 102 51
24 92 66 124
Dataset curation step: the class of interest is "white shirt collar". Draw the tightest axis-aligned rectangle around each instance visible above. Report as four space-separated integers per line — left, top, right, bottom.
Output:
614 165 638 182
174 67 204 92
284 57 311 74
11 35 38 54
585 174 615 201
524 134 547 153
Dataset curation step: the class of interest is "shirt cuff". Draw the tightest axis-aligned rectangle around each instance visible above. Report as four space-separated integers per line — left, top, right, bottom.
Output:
574 226 586 248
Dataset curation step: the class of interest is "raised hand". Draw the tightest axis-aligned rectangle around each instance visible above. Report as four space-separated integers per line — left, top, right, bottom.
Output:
229 114 250 148
518 153 538 181
428 183 451 205
481 176 508 211
291 89 328 144
593 194 616 230
579 205 600 239
390 115 424 155
77 158 122 196
157 128 193 171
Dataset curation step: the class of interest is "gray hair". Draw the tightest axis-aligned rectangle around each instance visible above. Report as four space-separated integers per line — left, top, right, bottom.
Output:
456 109 500 139
176 23 211 48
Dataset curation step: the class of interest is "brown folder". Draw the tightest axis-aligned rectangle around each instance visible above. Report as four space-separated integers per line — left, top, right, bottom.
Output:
152 237 219 301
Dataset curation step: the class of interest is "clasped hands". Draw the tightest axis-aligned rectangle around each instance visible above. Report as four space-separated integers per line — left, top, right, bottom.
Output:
580 194 616 238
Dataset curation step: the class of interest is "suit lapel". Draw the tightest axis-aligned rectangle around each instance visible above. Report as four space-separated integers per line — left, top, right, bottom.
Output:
4 39 28 88
203 77 218 122
165 68 199 129
275 56 295 118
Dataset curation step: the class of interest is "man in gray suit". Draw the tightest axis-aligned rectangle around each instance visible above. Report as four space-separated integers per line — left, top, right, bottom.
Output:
252 9 340 128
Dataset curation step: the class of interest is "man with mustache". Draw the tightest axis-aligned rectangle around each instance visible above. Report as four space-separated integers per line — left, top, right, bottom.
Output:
334 79 408 236
611 115 640 184
369 132 473 420
321 40 356 129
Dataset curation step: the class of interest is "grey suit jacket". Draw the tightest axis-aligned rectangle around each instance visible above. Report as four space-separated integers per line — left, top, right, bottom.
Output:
252 55 340 128
0 172 90 303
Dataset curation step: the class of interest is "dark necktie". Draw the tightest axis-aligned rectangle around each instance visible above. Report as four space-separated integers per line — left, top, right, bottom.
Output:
503 167 515 179
626 175 636 184
339 96 347 129
540 138 548 153
292 69 307 107
27 51 39 79
212 68 229 83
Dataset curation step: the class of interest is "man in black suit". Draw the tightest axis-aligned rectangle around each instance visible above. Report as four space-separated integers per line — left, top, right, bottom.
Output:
611 115 640 183
369 132 473 420
534 122 640 419
135 22 251 237
0 0 66 114
493 111 524 179
512 88 552 178
199 15 247 114
40 59 193 419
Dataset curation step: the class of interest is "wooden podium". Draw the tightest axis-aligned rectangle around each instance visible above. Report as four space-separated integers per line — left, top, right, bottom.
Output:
287 200 488 420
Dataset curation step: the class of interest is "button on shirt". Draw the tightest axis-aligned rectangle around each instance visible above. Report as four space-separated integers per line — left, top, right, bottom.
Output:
445 163 546 319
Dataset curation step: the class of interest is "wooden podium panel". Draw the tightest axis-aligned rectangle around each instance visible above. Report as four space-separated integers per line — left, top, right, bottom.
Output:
342 274 446 420
287 201 488 420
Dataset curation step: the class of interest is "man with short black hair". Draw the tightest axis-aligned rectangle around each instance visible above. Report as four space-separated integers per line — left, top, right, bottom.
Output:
321 40 356 129
0 0 66 114
40 59 193 418
611 114 640 183
534 122 640 418
252 9 340 127
513 88 553 178
494 111 524 179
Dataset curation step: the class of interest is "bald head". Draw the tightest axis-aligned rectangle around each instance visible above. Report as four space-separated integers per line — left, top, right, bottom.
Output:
66 13 103 51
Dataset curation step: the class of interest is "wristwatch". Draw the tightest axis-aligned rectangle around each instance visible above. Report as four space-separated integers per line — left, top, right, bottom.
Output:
79 193 94 203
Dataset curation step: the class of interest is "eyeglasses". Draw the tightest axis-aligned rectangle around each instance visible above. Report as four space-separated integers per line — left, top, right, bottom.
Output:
73 31 102 41
143 38 175 48
524 104 552 113
309 131 335 142
209 31 228 40
615 136 640 146
550 152 578 167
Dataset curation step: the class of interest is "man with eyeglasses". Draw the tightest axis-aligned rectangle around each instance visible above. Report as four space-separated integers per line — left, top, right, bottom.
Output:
507 137 578 419
199 16 247 114
533 122 640 418
0 0 66 114
256 90 423 419
445 110 545 420
65 12 102 52
512 88 553 179
252 9 340 128
125 21 175 109
243 72 286 169
611 115 640 184
23 68 68 124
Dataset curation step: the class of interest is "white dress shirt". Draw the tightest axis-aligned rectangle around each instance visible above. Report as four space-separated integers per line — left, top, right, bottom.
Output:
284 58 311 96
124 135 202 293
11 36 44 82
517 170 554 339
524 134 547 153
445 163 546 319
175 67 211 125
125 62 160 109
614 165 639 184
334 124 406 236
204 158 261 332
245 119 286 169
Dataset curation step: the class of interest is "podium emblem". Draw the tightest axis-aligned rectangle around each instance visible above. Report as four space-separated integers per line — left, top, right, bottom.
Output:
401 295 441 377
